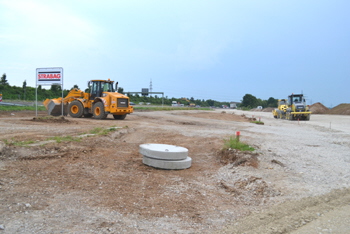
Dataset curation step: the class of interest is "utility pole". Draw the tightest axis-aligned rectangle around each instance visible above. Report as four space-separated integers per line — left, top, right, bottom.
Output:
150 79 153 93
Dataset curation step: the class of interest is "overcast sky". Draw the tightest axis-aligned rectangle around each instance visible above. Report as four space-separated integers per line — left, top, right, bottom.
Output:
1 0 349 107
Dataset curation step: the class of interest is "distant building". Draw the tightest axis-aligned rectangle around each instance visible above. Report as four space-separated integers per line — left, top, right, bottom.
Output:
229 102 240 109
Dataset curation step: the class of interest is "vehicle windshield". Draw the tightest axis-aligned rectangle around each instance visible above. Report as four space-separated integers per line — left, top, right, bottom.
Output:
292 96 302 103
102 82 114 92
89 81 115 99
288 95 306 105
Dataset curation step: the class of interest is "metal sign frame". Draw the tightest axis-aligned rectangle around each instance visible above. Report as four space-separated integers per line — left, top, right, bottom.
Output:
35 67 64 116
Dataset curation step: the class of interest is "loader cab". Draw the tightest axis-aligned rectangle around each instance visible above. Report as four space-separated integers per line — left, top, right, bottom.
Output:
288 94 307 111
88 80 115 100
288 94 304 105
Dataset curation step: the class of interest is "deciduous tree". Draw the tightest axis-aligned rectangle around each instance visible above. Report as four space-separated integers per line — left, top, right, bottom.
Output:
241 94 258 108
0 73 9 86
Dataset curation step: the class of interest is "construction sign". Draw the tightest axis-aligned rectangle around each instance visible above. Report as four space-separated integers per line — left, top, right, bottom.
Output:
35 67 63 117
36 67 63 86
0 93 2 102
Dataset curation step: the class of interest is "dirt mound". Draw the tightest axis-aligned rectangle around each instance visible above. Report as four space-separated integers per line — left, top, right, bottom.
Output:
240 114 258 122
31 116 70 123
219 176 279 206
328 103 350 115
250 108 262 111
310 102 329 114
217 148 259 168
262 107 274 112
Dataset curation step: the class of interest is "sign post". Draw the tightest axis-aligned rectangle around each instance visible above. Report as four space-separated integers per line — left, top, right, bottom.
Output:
35 67 63 116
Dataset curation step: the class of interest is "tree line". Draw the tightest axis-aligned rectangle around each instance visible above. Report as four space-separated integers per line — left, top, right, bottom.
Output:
1 73 277 108
126 93 230 107
0 73 71 101
240 94 278 109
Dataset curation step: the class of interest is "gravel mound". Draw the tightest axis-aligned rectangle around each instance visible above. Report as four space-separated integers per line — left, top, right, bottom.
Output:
309 102 329 114
262 107 274 112
328 103 350 115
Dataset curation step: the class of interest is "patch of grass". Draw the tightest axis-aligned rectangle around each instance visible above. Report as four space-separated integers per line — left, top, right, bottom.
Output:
0 105 46 111
2 139 35 146
89 126 119 135
218 136 259 168
90 127 104 134
223 136 255 152
49 135 81 143
250 120 264 125
100 127 118 135
13 140 35 146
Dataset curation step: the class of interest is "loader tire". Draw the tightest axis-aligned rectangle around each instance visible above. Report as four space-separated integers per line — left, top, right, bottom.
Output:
68 100 84 118
113 114 126 120
93 102 107 119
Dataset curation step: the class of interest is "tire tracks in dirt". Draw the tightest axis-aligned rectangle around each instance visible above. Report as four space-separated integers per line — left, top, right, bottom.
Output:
219 187 350 233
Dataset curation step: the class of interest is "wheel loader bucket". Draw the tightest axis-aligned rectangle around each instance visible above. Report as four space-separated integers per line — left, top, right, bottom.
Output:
43 98 67 116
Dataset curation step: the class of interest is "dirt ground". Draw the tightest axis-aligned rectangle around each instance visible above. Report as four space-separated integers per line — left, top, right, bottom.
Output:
0 109 350 233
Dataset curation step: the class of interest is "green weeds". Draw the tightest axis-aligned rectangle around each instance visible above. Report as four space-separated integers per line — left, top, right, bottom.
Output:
89 126 119 135
49 135 81 143
223 136 255 152
2 139 35 146
250 120 264 125
0 106 46 111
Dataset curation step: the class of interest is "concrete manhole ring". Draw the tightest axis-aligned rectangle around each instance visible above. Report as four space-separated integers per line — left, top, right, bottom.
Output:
142 155 192 170
139 143 188 160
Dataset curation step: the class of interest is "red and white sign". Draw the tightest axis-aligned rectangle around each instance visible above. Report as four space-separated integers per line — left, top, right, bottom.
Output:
0 94 2 102
36 67 63 85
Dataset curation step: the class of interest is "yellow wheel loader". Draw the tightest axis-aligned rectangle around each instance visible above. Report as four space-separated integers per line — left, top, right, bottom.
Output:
43 79 133 120
286 93 311 121
272 99 288 119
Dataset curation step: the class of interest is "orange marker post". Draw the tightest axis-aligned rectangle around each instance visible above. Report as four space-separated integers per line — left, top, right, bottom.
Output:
236 131 241 142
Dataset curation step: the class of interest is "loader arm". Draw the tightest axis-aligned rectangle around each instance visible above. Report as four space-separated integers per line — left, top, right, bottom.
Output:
43 88 85 116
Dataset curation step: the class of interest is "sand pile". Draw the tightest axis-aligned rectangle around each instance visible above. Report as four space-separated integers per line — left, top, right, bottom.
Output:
328 103 350 115
310 102 329 114
262 107 274 112
249 107 274 112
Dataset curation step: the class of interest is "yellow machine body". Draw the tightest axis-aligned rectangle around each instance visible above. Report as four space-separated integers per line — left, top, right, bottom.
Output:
272 99 288 119
43 79 133 120
272 94 311 121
